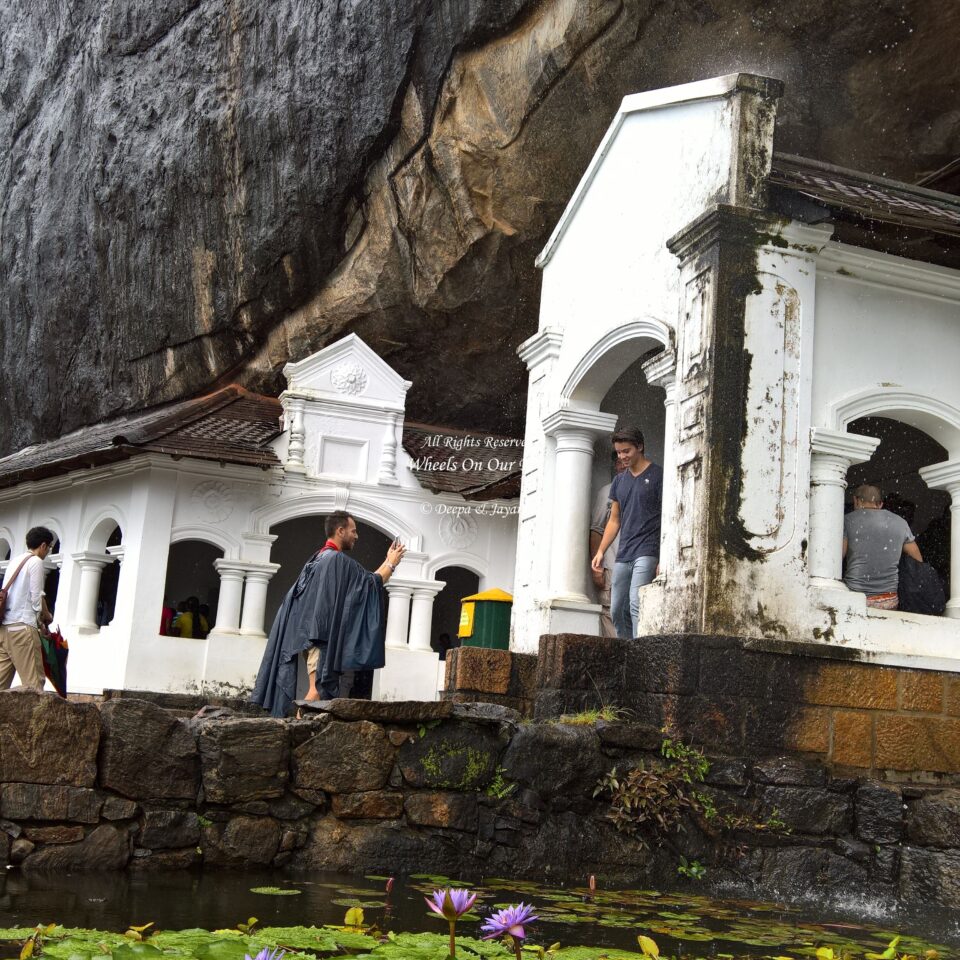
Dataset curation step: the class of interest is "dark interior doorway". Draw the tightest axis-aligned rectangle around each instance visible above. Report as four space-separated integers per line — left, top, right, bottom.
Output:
430 566 480 659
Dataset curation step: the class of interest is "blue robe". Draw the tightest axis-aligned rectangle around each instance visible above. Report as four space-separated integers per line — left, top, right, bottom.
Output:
250 548 386 717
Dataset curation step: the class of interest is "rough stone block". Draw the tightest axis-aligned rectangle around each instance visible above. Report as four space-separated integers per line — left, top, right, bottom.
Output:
128 847 201 871
855 782 903 844
501 724 603 798
101 796 139 820
0 690 100 786
21 825 85 844
595 721 662 752
202 816 280 866
899 670 943 713
269 793 319 820
757 786 852 835
450 702 522 727
704 757 748 787
399 721 501 790
140 809 201 850
404 791 478 831
761 845 868 892
783 707 831 755
508 652 538 700
875 716 960 773
301 699 454 723
294 719 395 793
0 832 8 865
671 695 746 753
906 788 960 846
623 635 700 695
21 824 129 873
450 648 513 695
946 676 960 717
11 838 35 862
695 643 767 698
831 711 874 769
1 783 102 823
802 662 897 710
99 699 198 800
332 791 404 820
198 718 289 803
751 756 826 787
900 847 960 908
536 634 627 692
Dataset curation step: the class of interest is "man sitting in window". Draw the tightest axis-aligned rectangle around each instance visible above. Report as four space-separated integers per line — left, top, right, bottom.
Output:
843 484 923 610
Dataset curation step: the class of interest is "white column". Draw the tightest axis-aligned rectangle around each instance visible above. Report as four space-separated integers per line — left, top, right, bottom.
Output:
408 582 444 651
212 560 245 633
284 396 306 473
918 460 960 618
239 563 281 637
543 408 619 602
71 551 114 632
385 582 413 648
377 412 400 485
808 429 880 586
642 349 678 577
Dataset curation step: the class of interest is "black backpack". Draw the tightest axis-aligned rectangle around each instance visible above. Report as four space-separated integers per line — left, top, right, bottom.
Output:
898 554 946 616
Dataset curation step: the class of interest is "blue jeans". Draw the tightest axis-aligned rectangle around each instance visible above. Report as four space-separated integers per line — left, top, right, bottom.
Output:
611 556 658 639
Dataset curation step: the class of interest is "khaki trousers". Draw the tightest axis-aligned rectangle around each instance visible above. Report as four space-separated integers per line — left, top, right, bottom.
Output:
599 569 617 638
0 623 45 690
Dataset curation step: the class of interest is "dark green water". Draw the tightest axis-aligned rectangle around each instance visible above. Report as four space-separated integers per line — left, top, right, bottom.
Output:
0 870 956 958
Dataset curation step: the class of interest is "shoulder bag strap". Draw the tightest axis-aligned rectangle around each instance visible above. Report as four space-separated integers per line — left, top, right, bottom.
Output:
3 555 33 591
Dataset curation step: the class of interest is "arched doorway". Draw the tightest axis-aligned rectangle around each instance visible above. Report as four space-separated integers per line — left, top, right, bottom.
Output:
44 535 62 614
430 566 480 659
847 416 951 598
162 540 224 636
96 526 122 627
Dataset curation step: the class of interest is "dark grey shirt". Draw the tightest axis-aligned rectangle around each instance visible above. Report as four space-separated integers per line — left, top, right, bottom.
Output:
843 508 915 595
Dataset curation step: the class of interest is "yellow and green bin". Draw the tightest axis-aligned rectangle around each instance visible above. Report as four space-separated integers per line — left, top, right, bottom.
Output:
458 588 513 650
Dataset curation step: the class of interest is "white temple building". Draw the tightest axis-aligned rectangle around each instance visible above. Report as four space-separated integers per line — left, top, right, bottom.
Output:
0 334 517 698
513 73 960 673
5 73 960 696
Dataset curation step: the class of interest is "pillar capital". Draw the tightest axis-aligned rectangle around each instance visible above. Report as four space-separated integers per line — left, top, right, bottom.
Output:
518 328 563 370
70 551 115 569
920 459 960 496
213 559 248 581
543 408 618 453
810 428 880 487
385 580 416 598
240 562 281 585
641 347 678 393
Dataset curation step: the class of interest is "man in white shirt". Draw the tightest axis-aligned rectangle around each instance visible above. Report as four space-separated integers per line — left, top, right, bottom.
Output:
0 526 55 690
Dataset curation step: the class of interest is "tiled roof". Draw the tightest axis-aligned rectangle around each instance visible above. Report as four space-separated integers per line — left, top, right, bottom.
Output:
402 423 522 501
0 386 283 489
769 154 960 238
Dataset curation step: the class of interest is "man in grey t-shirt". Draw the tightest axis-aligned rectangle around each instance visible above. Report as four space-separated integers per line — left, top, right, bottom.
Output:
842 484 922 609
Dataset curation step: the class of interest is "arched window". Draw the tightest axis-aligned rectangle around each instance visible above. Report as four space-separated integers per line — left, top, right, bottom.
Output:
430 566 480 659
162 540 224 637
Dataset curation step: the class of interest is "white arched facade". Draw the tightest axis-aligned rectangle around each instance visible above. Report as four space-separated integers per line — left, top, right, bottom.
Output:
0 334 517 698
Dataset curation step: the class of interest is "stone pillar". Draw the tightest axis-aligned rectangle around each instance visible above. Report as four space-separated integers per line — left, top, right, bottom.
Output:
238 563 281 637
918 459 960 618
808 429 880 587
284 396 306 473
385 582 413 648
71 551 114 632
543 408 619 602
642 348 678 576
212 560 246 633
408 582 444 651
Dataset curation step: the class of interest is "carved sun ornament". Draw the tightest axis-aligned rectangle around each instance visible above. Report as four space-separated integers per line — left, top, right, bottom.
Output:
439 512 478 550
331 361 368 395
192 479 234 522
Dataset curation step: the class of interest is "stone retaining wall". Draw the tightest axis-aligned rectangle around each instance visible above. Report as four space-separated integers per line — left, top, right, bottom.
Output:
2 680 960 910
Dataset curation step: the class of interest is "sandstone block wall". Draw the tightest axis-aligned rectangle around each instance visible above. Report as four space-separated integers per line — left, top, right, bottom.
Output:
2 682 960 910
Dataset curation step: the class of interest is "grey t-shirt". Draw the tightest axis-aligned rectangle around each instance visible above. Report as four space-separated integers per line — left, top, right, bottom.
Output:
843 508 915 595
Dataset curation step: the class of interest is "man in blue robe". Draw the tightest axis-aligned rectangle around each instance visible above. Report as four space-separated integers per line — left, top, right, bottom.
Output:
251 511 406 717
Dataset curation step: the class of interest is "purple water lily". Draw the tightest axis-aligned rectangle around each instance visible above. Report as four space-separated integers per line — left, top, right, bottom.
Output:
245 949 284 960
481 903 539 959
425 887 477 921
425 887 477 958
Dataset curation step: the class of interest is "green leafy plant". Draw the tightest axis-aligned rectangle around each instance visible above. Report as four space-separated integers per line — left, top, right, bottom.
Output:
556 705 629 725
485 767 517 799
197 814 213 827
676 856 706 881
417 719 441 738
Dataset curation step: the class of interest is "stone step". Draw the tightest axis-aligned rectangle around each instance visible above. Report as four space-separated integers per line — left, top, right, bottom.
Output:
101 688 265 719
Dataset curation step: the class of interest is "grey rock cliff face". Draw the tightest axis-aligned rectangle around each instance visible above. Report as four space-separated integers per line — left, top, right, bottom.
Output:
2 0 957 454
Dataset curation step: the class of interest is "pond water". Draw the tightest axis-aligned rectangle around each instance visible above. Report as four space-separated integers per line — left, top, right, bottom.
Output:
0 870 956 959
